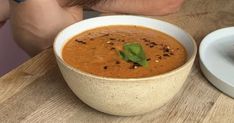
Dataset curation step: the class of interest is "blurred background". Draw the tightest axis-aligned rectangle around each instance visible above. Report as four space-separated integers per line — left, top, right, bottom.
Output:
0 11 100 76
0 21 29 76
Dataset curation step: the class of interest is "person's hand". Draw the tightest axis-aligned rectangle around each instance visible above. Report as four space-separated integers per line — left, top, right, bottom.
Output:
92 0 184 15
10 0 83 56
0 21 6 28
0 0 10 28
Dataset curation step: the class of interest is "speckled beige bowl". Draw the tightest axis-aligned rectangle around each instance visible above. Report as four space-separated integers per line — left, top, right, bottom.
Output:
54 15 197 116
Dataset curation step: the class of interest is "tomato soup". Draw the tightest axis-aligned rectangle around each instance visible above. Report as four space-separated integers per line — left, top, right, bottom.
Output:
62 26 187 78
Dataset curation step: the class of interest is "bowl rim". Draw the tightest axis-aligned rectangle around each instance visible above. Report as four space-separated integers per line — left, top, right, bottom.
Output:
53 15 197 81
199 27 234 97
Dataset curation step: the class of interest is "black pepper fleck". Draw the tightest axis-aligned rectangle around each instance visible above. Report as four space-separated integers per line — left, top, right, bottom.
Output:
109 42 114 45
163 54 170 57
165 49 170 52
150 42 157 45
103 66 108 70
142 38 150 42
110 47 116 50
116 61 120 64
156 55 162 60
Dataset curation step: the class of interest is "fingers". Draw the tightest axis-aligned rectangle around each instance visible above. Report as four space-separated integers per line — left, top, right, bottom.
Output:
0 21 6 28
64 6 84 21
9 0 62 29
154 0 184 15
0 0 10 22
9 0 61 16
9 0 84 56
92 0 184 16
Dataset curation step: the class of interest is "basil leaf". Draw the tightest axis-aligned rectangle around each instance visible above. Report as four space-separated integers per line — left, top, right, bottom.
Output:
118 51 129 61
118 43 148 67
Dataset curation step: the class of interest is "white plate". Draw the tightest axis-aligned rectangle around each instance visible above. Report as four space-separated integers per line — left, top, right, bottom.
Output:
200 27 234 98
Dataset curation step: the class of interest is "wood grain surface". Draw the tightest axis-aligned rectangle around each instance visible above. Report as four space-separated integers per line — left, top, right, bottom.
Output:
1 0 234 122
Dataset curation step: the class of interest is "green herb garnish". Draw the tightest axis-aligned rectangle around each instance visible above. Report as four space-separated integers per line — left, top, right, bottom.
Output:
118 43 148 67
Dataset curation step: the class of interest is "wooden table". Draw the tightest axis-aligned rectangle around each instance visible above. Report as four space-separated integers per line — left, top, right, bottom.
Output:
1 0 234 122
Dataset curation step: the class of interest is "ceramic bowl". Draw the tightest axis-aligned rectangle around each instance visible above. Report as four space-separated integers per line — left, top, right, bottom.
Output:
54 15 197 116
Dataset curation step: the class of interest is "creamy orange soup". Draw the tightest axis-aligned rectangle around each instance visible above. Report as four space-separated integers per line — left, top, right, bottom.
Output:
62 26 187 78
